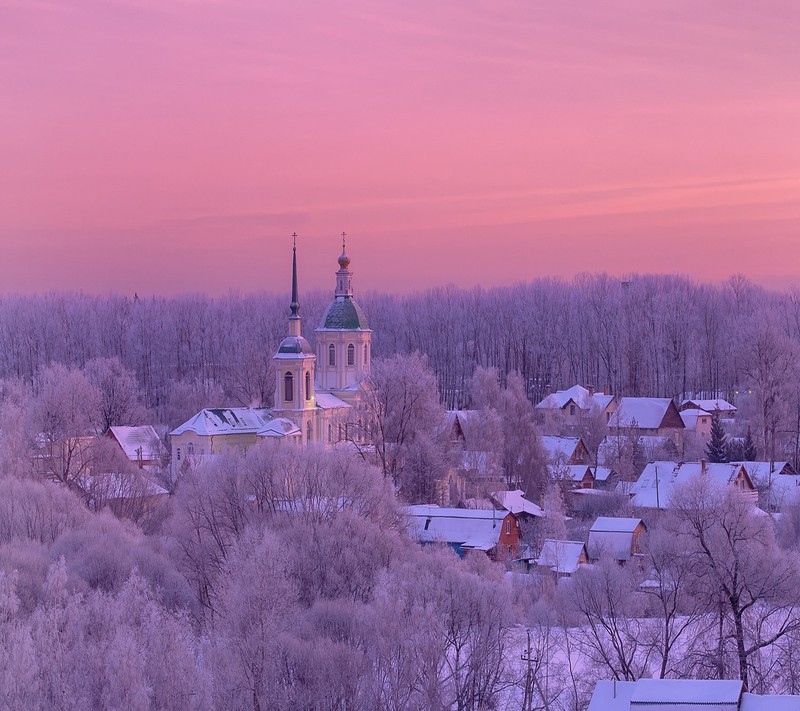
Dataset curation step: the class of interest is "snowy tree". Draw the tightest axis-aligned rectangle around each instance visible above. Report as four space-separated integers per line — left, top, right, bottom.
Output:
28 364 102 489
670 476 800 688
355 352 450 498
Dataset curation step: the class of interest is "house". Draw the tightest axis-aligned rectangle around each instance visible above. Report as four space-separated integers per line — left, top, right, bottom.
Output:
535 539 588 575
106 425 168 470
587 678 799 711
608 398 685 445
535 384 616 425
170 408 301 477
680 398 737 418
732 460 800 511
629 460 757 509
556 464 595 489
403 505 522 560
445 409 475 445
587 516 646 561
541 436 591 466
678 408 713 440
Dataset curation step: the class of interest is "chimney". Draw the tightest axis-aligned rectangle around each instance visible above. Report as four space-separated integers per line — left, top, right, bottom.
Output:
588 384 595 396
700 458 707 475
603 385 610 396
545 384 552 397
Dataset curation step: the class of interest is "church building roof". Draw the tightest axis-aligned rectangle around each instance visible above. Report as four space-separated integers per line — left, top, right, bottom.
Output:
318 297 370 330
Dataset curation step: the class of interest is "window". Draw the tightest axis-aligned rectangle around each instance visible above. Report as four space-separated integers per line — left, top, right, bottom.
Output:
188 442 194 456
328 343 336 366
328 424 332 443
305 371 311 400
364 343 368 363
306 421 312 442
284 371 294 402
569 404 576 416
424 518 431 531
347 343 355 366
176 448 181 461
505 520 511 535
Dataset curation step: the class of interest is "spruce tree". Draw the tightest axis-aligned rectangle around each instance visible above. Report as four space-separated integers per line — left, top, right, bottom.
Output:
741 427 757 461
705 413 728 463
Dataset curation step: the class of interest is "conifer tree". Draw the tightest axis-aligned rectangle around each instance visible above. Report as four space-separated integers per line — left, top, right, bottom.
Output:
705 413 728 463
741 427 757 461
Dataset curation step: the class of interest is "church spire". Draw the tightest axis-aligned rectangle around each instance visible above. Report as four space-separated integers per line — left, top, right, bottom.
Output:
289 232 301 336
335 231 353 297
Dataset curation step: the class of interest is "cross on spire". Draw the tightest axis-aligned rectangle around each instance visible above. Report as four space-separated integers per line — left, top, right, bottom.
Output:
341 231 346 251
292 231 297 249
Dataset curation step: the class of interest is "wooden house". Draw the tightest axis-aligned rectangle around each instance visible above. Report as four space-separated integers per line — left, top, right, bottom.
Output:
587 516 646 562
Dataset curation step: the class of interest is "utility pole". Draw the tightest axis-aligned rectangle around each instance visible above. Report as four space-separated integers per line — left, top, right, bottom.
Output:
521 628 536 711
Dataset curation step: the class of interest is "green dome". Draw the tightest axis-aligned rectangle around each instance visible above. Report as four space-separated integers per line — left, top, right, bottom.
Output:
276 335 314 356
318 297 370 330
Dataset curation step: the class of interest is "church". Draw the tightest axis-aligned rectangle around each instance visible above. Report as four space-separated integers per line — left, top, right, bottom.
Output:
168 238 371 478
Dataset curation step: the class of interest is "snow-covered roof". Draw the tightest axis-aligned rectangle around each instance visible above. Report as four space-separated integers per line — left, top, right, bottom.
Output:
170 408 273 436
630 461 749 509
108 426 167 462
541 436 583 462
681 398 737 413
609 398 681 430
587 680 636 711
256 418 302 438
593 466 614 482
403 505 506 551
535 385 614 412
740 692 800 710
315 392 352 410
536 539 586 574
588 679 795 711
731 460 796 480
679 408 712 430
559 464 592 482
631 678 742 706
491 489 544 517
591 516 642 533
588 517 643 560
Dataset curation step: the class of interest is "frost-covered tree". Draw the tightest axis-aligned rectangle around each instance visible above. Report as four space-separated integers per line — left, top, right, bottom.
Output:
671 476 800 688
83 357 149 433
355 352 451 498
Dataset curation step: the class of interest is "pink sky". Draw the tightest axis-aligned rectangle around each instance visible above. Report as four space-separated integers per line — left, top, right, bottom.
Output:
1 0 799 295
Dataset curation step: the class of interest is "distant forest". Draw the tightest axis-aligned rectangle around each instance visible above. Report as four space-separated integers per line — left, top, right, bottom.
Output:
1 272 798 427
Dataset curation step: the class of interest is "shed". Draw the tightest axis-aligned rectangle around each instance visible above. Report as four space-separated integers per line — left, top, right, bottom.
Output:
535 540 588 575
588 516 645 561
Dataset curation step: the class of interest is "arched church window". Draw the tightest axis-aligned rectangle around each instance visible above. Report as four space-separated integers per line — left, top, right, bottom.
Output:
328 424 332 443
284 372 294 402
364 343 368 364
305 371 311 400
328 343 336 366
306 421 312 442
347 343 355 366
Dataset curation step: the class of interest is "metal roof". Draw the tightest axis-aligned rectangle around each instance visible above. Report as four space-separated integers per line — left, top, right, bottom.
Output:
317 297 370 330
